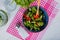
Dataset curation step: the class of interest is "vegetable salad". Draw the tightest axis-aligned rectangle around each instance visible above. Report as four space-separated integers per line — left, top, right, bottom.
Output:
23 6 48 32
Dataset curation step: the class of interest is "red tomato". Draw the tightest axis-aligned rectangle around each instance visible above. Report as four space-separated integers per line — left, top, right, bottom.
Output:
23 14 31 21
34 14 39 19
26 16 31 21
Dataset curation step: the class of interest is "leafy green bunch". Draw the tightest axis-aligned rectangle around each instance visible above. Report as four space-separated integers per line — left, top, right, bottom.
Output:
14 0 35 8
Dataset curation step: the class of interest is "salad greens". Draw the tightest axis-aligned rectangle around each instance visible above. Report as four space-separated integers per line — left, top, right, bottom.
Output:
23 6 46 32
14 0 35 8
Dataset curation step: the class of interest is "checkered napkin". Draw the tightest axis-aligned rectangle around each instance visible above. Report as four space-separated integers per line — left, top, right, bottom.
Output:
7 0 59 40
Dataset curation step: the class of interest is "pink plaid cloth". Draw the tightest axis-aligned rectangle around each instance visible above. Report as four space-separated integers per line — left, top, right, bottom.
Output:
7 0 59 40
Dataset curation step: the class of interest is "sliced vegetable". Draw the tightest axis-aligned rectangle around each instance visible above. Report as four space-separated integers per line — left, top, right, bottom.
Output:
37 22 44 26
24 21 30 27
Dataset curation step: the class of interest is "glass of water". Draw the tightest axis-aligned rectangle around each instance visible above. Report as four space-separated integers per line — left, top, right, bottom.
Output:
4 0 17 12
0 10 8 27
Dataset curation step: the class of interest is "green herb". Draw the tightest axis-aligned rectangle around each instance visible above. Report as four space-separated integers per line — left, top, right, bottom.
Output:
14 0 35 8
